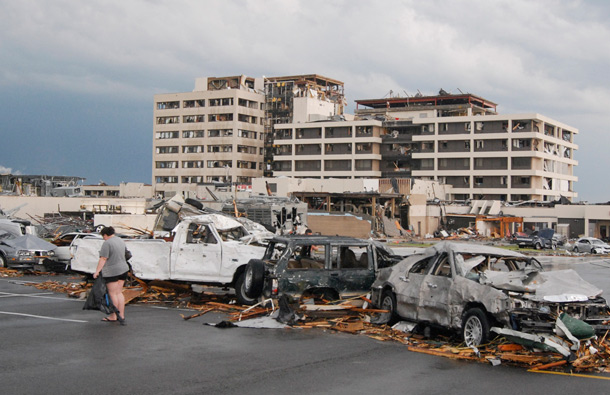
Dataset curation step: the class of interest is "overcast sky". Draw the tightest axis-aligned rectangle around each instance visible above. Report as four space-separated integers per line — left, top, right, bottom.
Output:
1 0 609 202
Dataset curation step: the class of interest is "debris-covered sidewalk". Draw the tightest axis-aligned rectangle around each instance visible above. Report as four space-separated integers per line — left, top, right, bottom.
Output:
10 269 610 376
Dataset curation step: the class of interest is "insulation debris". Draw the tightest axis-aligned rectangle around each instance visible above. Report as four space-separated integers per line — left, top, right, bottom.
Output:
17 275 610 374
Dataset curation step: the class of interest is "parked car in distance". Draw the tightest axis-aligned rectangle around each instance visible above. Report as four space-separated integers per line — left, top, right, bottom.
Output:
371 241 610 347
243 235 404 302
511 228 556 250
572 237 610 254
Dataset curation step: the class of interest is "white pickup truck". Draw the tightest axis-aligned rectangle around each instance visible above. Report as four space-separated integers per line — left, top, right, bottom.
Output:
71 213 269 304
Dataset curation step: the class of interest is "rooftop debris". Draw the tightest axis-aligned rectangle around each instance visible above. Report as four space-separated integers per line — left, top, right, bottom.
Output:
16 275 610 374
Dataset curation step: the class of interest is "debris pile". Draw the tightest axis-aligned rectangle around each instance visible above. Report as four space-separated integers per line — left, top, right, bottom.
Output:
17 276 610 374
27 214 94 238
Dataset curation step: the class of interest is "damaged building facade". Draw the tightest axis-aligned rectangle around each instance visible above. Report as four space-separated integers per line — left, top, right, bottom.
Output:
355 92 578 202
153 75 266 197
263 75 346 176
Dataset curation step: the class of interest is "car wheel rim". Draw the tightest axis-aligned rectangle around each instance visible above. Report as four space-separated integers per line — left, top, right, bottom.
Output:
464 316 483 346
244 268 253 293
379 295 393 322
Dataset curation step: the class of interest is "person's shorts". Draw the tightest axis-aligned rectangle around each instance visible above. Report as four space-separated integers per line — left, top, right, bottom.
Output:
104 271 128 283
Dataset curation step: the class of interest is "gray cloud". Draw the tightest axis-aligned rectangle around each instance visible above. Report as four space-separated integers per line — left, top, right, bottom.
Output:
0 0 608 201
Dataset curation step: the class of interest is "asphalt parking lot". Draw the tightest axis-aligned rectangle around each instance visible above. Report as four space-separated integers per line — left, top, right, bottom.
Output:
1 257 610 394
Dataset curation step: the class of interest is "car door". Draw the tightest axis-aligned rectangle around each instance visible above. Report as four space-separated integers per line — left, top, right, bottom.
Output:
327 244 375 297
578 239 592 253
416 252 453 327
394 255 436 321
171 224 222 281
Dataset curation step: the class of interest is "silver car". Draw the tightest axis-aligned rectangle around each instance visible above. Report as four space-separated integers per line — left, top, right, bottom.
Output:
572 237 610 254
371 241 610 347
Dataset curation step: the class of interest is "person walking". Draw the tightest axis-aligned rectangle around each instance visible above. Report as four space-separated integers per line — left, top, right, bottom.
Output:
94 226 129 324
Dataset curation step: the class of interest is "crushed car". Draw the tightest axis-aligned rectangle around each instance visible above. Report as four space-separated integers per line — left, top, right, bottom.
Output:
71 213 272 305
242 235 404 302
0 234 57 269
371 241 610 347
572 237 610 254
511 228 556 250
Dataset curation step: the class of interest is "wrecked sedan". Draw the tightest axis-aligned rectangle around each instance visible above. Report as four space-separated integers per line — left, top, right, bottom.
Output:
243 235 403 301
0 234 56 269
371 241 610 347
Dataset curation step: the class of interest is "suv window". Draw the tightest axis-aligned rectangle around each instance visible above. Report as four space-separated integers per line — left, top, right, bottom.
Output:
286 243 326 269
331 245 369 269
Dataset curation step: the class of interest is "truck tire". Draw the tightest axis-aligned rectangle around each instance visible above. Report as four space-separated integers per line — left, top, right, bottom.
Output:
185 198 203 210
244 260 265 299
0 253 7 268
235 271 257 305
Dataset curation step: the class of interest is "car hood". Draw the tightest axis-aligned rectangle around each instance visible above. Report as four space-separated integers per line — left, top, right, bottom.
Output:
1 234 56 251
480 268 603 302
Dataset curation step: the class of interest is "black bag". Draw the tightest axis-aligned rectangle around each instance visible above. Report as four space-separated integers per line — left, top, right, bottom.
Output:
83 276 117 315
125 247 132 261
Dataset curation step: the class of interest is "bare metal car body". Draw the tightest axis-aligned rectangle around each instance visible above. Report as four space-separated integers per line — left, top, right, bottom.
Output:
243 235 403 301
371 241 610 346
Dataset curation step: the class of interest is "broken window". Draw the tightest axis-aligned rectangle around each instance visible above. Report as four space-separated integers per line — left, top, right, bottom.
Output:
464 141 471 150
156 146 179 154
156 101 179 110
182 161 203 168
238 114 257 124
237 129 257 139
209 114 233 122
475 177 483 185
183 100 205 108
409 255 435 274
330 246 369 269
183 145 204 153
182 176 204 184
156 131 179 139
356 126 372 137
236 161 257 169
237 145 257 154
155 176 178 183
209 129 233 138
156 116 179 124
182 130 205 138
207 160 232 168
208 145 232 153
209 98 234 106
465 122 471 132
155 161 178 169
183 115 205 123
475 140 484 149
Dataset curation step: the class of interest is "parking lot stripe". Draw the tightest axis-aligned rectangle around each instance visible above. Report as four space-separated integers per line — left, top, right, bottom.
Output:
528 369 610 380
0 291 82 302
0 311 88 323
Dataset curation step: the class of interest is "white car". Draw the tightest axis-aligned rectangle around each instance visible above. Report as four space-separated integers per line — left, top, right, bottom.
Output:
51 232 102 264
572 237 610 254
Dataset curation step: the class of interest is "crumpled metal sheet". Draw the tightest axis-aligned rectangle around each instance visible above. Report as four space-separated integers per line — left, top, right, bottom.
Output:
480 269 602 301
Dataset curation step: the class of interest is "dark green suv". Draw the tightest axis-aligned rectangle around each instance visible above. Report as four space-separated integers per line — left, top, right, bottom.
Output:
243 235 403 301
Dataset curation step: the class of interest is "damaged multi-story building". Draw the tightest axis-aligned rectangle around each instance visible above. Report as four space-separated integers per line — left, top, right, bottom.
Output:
354 91 578 202
153 75 266 197
152 74 346 197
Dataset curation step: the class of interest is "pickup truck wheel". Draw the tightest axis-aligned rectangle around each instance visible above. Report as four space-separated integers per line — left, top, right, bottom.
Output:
244 260 265 299
573 246 579 252
534 242 542 250
592 248 598 254
0 254 7 268
374 290 398 325
235 272 257 305
462 308 490 347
